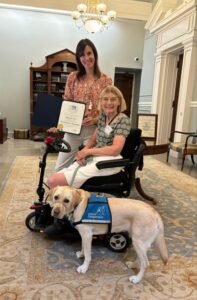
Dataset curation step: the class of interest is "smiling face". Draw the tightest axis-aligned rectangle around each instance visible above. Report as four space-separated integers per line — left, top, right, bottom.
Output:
100 92 121 117
79 45 95 72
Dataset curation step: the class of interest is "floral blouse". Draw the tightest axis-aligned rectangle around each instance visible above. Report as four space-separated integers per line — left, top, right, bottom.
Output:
64 71 112 116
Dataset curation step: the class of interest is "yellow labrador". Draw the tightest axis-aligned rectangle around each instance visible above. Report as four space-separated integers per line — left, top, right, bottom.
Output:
49 186 168 284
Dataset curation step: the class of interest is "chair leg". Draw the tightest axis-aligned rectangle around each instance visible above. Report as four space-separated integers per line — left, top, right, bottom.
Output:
166 149 170 162
135 177 157 205
191 154 195 165
181 154 186 171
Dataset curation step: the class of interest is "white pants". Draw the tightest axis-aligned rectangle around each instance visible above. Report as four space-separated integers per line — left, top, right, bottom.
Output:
55 125 96 171
61 155 123 188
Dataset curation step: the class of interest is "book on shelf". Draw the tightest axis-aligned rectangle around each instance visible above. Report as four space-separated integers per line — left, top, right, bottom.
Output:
34 83 47 91
34 72 47 81
60 73 67 82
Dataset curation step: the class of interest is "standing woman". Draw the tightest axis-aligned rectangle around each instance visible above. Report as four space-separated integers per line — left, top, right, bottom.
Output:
50 39 112 171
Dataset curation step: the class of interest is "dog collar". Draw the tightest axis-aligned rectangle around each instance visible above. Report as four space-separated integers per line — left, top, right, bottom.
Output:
68 209 75 220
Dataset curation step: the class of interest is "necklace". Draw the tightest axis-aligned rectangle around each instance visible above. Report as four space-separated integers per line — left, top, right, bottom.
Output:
105 113 119 126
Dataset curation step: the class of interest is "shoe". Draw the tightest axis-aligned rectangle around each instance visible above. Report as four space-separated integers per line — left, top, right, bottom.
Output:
44 217 78 237
44 218 67 236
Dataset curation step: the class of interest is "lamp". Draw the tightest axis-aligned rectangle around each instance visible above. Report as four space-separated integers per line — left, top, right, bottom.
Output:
71 0 117 33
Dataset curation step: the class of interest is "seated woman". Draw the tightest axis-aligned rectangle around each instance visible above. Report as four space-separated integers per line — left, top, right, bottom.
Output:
47 85 131 189
45 85 131 236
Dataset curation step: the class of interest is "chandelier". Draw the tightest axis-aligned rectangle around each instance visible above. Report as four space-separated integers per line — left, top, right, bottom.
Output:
71 1 117 33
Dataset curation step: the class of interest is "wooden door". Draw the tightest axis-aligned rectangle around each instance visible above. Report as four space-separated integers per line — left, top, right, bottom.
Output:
170 53 183 141
114 73 134 117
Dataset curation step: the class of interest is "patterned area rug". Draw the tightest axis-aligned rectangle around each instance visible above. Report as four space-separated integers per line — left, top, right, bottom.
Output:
0 155 196 300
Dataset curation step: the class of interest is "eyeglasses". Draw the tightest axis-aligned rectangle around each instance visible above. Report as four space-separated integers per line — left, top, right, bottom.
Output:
102 97 118 102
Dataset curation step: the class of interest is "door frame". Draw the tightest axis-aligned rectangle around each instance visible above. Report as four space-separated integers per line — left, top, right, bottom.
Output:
170 52 184 142
114 67 142 128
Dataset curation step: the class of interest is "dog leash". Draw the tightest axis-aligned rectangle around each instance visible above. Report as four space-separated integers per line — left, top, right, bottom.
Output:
69 156 93 186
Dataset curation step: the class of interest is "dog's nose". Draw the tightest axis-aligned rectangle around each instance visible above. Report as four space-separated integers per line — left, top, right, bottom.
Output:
53 207 60 216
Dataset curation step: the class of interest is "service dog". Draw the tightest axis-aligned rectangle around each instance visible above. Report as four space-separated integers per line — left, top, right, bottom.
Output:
49 186 168 284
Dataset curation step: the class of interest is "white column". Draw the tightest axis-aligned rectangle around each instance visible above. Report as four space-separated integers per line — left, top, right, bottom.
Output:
152 51 178 144
176 40 197 136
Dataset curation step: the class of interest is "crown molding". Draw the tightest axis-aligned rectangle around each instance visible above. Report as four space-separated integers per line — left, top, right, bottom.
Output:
145 0 180 30
145 0 197 32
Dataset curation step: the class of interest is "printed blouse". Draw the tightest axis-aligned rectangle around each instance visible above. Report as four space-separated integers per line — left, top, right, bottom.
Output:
64 71 112 116
96 112 131 147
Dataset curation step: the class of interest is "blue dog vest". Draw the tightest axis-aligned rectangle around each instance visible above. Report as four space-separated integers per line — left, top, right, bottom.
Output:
72 194 112 227
82 194 111 223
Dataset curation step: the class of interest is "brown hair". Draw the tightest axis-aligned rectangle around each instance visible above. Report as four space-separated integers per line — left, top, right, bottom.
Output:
75 39 101 80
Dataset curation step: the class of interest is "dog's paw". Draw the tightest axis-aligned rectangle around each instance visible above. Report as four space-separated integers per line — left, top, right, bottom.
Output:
129 275 141 284
76 251 84 259
77 264 88 274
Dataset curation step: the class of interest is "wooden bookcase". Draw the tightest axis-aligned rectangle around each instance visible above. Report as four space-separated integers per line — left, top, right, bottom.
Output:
30 48 76 140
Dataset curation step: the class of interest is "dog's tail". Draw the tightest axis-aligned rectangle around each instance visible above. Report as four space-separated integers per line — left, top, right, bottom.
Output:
155 222 169 265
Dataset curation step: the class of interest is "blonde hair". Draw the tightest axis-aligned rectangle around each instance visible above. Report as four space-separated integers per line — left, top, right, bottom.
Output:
99 85 127 113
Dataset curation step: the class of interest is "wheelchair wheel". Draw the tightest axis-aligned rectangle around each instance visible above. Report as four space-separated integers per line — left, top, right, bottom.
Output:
25 212 41 232
106 232 130 252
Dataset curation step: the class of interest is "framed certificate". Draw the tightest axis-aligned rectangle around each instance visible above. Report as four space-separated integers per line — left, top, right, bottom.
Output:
57 100 86 135
136 114 158 145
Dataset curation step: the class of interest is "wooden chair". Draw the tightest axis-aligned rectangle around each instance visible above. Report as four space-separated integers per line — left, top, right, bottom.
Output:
167 130 197 170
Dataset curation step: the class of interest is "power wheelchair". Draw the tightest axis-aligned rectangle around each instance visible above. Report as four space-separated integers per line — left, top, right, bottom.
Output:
81 128 155 203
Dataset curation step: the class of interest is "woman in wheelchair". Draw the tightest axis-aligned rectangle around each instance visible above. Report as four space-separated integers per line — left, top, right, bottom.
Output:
45 85 131 236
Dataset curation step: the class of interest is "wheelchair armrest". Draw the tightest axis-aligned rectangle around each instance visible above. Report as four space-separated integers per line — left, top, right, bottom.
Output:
96 158 133 170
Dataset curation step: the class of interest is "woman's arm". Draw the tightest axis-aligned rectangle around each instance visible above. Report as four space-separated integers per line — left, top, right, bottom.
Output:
75 130 97 162
83 129 97 149
75 134 126 161
89 135 126 156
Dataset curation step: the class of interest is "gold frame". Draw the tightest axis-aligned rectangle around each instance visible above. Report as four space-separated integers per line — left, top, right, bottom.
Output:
136 114 158 145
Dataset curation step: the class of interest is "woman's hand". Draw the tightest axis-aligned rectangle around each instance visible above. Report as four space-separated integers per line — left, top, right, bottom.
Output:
47 127 59 133
75 148 91 161
76 158 87 166
82 115 97 126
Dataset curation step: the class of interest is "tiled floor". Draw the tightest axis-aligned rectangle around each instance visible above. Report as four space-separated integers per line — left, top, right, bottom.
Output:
0 138 42 192
0 137 196 192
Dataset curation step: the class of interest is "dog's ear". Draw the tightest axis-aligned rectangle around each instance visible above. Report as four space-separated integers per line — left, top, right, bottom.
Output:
74 188 90 205
47 187 57 205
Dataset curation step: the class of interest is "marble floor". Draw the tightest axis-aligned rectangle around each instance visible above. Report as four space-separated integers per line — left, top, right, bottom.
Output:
0 137 196 193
